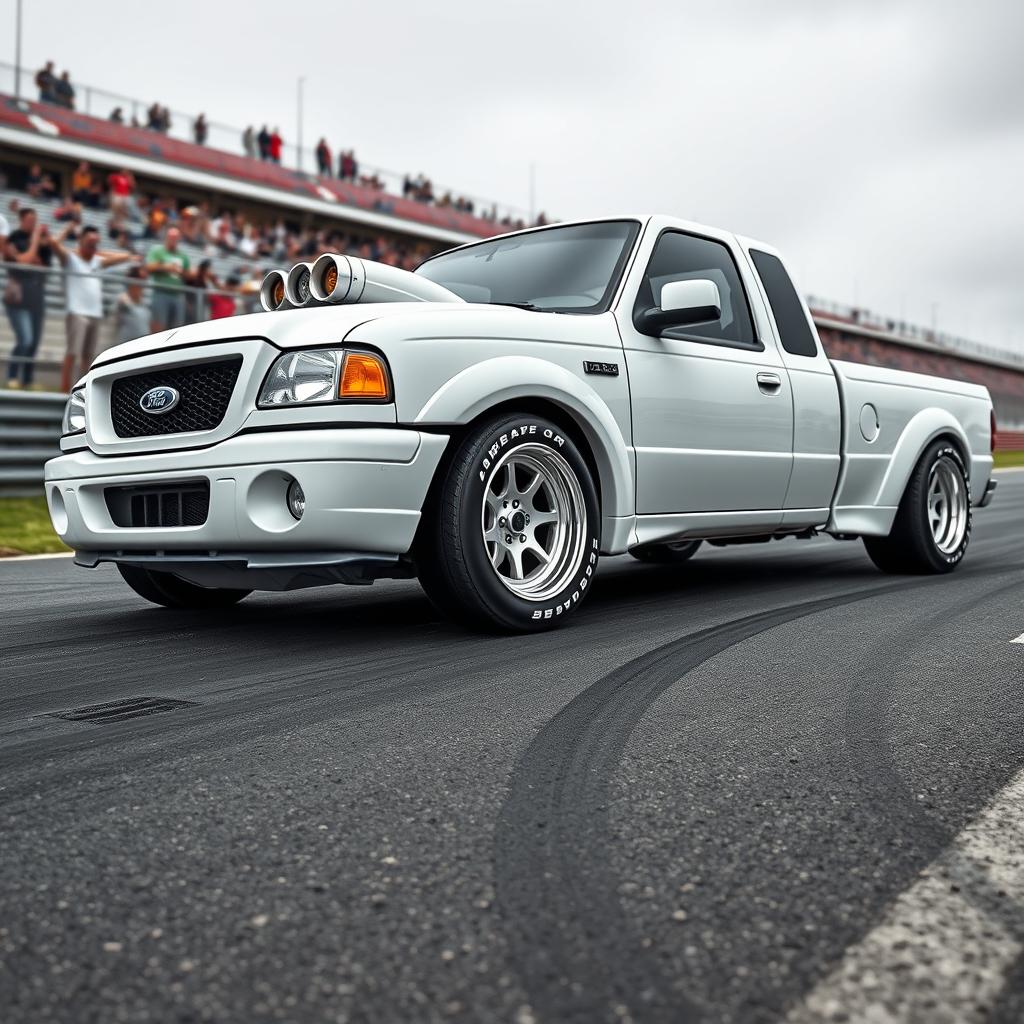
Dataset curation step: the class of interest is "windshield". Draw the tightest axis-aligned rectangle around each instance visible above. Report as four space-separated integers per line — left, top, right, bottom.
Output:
416 220 641 314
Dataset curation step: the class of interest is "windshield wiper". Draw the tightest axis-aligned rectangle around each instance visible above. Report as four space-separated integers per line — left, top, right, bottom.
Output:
490 301 540 310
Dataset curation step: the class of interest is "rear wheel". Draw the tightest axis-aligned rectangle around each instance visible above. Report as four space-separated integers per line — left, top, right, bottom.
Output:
863 440 971 574
629 539 702 564
416 412 600 632
118 564 251 609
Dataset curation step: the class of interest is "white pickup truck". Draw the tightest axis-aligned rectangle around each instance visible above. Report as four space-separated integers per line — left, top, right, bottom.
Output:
46 216 997 631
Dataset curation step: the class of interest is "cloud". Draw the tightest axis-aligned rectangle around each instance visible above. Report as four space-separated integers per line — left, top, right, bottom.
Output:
19 0 1024 346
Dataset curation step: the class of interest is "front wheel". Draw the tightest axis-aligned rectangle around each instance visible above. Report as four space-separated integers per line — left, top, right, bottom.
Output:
118 565 251 609
416 412 601 632
863 440 971 574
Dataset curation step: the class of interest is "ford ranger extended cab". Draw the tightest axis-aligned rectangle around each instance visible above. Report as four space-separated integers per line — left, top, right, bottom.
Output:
45 216 997 631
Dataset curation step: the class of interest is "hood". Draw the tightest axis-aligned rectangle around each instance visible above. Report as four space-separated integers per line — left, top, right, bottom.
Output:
92 301 609 367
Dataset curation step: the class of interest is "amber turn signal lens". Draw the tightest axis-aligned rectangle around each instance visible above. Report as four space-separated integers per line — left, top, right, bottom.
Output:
273 280 285 307
339 353 389 399
322 264 338 296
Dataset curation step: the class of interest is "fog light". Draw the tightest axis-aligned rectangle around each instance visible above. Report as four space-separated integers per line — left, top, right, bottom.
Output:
287 480 305 520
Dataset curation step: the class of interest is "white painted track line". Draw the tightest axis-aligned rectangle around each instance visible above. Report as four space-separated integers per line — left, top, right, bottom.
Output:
1011 633 1024 645
0 551 74 563
787 768 1024 1023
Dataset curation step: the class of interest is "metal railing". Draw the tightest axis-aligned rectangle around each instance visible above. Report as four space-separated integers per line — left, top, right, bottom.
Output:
1 260 262 391
0 389 64 495
0 60 533 227
808 295 1024 369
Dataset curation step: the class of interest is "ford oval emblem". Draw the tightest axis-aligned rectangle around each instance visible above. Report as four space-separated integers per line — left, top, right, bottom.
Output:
139 386 180 415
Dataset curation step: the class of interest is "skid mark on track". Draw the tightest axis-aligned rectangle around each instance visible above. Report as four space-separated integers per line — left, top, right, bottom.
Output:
843 579 1024 852
786 768 1024 1024
495 579 953 1024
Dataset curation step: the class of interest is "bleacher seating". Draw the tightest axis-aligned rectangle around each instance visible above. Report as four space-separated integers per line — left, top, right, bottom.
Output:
0 186 272 366
0 94 505 241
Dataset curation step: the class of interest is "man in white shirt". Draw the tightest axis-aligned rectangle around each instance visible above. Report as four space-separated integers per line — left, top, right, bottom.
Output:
51 225 139 391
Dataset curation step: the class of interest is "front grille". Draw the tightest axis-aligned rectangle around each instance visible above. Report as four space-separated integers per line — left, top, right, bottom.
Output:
105 482 210 528
110 357 243 437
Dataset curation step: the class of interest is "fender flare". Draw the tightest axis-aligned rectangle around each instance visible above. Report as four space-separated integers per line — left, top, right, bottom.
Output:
874 408 971 508
413 355 634 519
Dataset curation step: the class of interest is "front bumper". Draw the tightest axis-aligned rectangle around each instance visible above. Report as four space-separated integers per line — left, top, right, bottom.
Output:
45 428 449 558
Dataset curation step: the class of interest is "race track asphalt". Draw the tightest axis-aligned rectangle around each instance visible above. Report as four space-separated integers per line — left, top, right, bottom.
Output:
2 471 1023 1024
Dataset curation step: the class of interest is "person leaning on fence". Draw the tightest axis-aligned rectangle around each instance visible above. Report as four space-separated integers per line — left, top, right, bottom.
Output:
145 226 190 333
51 224 140 392
113 267 151 346
3 207 52 390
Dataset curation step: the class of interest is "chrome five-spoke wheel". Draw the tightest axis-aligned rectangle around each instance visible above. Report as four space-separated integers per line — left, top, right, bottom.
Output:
928 452 969 555
481 443 587 601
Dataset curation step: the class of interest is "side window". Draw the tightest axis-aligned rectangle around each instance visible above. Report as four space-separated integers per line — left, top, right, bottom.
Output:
634 231 756 345
750 249 818 357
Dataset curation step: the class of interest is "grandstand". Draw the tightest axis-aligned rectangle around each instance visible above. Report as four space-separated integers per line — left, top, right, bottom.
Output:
2 78 1024 429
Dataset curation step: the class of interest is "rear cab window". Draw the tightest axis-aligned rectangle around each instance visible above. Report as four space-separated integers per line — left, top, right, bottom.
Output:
749 250 819 357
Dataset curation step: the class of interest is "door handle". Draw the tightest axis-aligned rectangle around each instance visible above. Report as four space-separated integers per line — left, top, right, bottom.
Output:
756 371 782 394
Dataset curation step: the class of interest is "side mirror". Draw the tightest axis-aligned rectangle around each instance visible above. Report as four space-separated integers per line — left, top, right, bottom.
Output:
638 278 722 336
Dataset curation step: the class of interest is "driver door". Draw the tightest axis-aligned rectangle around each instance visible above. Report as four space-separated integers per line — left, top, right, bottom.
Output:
618 225 794 521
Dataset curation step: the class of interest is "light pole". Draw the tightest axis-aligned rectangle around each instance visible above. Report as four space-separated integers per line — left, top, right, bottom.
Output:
14 0 23 99
296 76 305 174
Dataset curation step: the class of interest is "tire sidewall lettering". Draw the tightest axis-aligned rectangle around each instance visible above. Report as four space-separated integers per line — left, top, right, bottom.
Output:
929 444 971 566
465 416 598 627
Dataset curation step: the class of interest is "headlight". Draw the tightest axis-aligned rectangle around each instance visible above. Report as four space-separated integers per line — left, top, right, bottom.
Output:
62 388 87 435
258 348 391 407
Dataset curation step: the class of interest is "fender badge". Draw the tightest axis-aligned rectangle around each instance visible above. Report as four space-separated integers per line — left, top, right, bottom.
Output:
583 361 619 377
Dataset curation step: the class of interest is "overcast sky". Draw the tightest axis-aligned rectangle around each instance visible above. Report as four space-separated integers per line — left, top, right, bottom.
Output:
7 0 1023 348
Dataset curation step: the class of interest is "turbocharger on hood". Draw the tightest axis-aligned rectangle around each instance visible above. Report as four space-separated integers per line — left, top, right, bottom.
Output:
260 254 464 311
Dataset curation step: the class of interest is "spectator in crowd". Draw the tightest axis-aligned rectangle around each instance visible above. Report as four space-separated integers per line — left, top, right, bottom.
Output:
208 273 240 319
143 197 172 240
109 106 124 124
0 211 8 250
193 113 209 146
114 266 151 345
316 138 332 177
183 258 228 321
25 164 57 200
53 195 83 224
403 173 434 203
145 226 190 331
106 167 136 228
339 150 357 182
55 71 75 110
35 62 57 104
146 104 171 133
51 224 140 391
257 125 271 160
178 205 203 244
109 225 137 253
242 125 256 159
70 161 100 207
3 208 52 389
269 128 283 164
